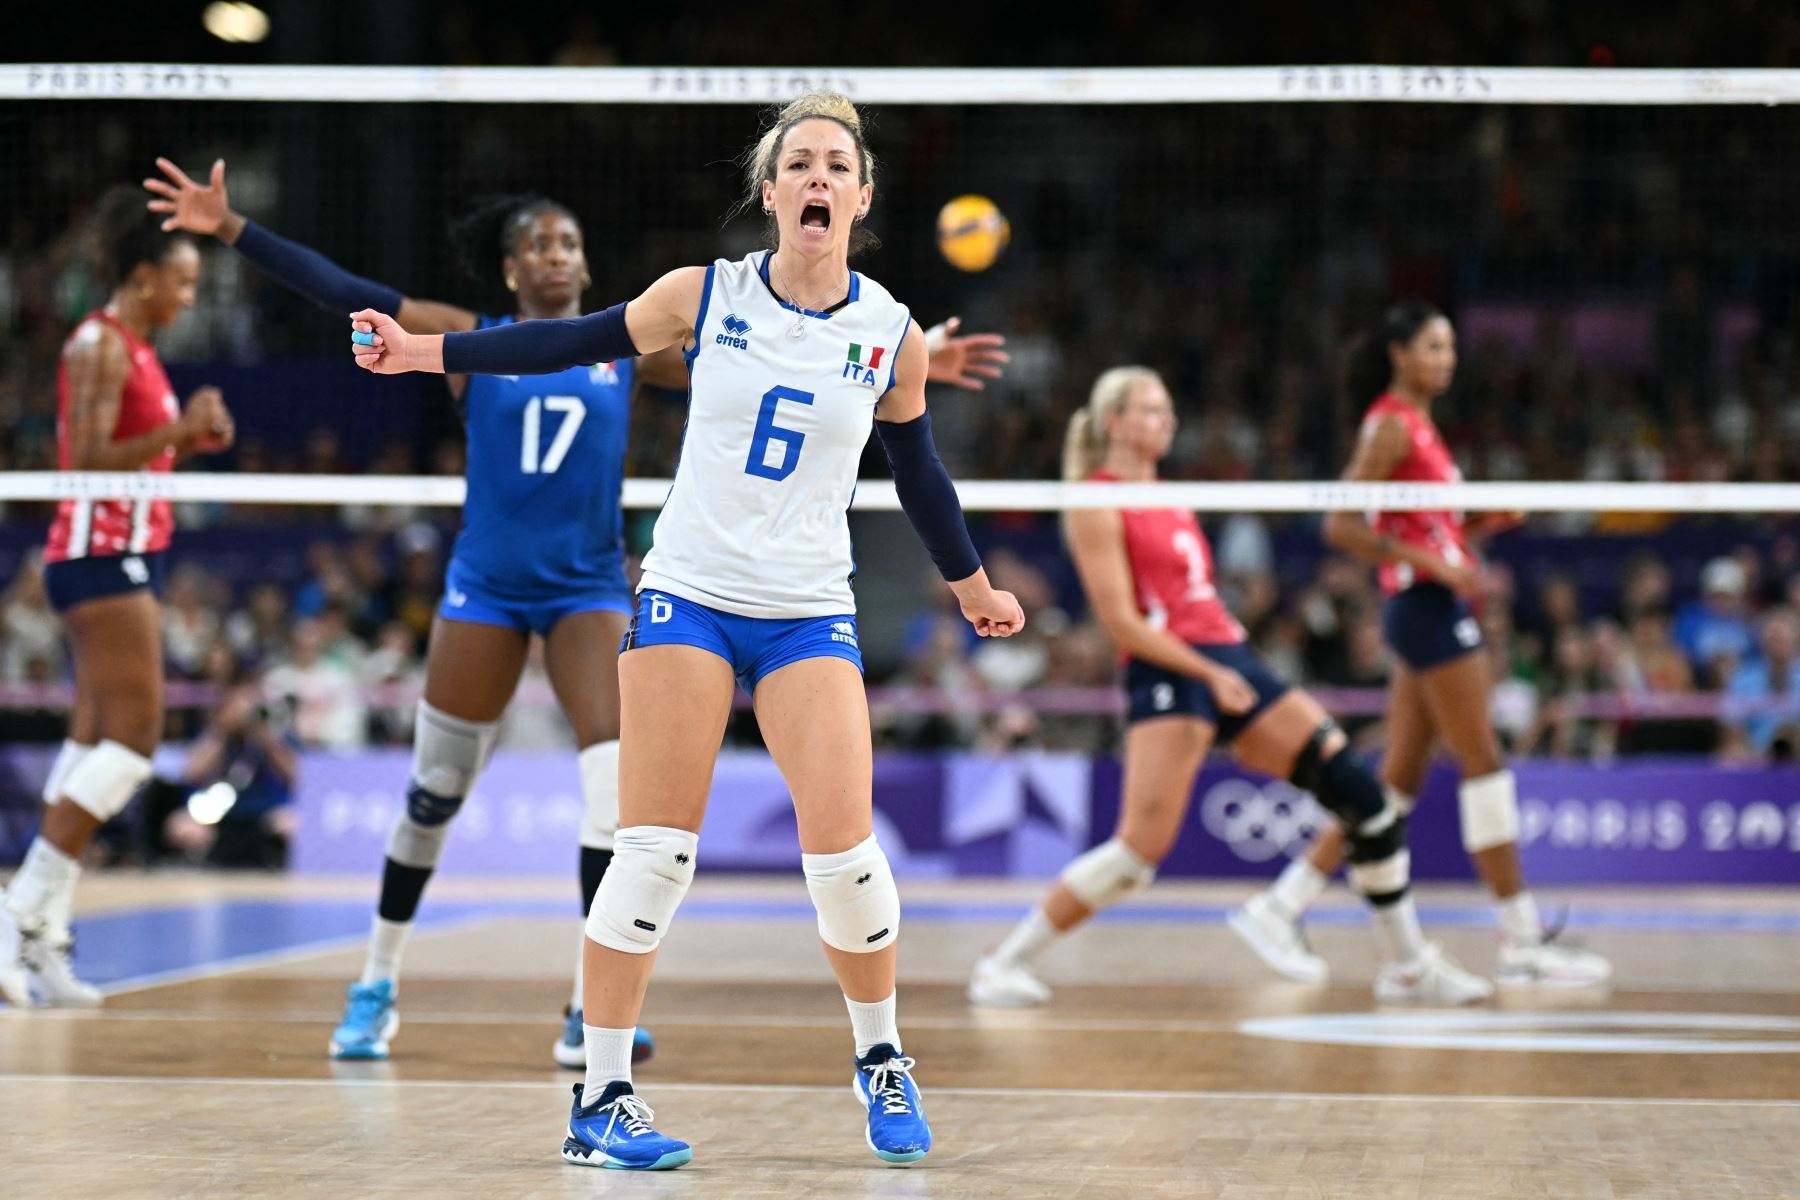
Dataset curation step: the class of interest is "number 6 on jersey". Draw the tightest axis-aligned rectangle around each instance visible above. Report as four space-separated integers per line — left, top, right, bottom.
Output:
745 385 815 482
520 395 586 475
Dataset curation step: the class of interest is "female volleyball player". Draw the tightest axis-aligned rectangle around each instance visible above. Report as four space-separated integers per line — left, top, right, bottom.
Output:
350 92 1021 1170
0 189 234 1009
1233 303 1611 988
146 161 1007 1068
969 367 1490 1010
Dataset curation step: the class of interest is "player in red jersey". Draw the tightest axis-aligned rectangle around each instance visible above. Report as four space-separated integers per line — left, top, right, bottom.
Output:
970 366 1490 1007
1234 302 1611 990
0 189 234 1009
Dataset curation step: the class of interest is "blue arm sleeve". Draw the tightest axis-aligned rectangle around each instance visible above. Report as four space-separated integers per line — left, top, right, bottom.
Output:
877 410 983 583
233 221 404 315
440 303 638 376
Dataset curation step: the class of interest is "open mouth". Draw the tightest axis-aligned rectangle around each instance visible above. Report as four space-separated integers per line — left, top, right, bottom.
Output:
800 202 832 234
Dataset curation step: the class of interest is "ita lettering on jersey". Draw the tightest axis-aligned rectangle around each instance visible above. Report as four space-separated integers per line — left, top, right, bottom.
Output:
639 251 912 620
842 342 886 387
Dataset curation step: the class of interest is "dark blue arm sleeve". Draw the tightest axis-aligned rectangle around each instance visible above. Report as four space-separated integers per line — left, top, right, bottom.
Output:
877 410 983 583
233 221 404 315
440 303 638 376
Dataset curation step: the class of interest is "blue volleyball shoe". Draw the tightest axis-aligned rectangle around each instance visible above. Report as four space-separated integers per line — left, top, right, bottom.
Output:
562 1082 692 1170
853 1043 932 1164
552 1007 656 1069
329 978 398 1060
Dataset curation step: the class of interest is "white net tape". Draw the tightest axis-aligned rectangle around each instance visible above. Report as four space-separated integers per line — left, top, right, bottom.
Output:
2 472 1797 513
5 64 1800 106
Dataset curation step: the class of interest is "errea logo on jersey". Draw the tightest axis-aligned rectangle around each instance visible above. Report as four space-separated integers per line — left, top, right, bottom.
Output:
716 314 752 350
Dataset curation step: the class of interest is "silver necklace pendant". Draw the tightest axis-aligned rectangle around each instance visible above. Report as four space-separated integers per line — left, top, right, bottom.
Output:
787 313 809 340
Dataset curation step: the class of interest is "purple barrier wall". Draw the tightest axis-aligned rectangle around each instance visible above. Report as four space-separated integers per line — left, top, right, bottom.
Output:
289 750 1800 885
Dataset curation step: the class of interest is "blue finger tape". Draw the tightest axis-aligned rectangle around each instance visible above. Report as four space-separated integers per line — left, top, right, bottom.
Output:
351 330 377 346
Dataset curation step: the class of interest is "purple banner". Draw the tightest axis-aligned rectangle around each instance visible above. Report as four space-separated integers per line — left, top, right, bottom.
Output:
287 750 1799 885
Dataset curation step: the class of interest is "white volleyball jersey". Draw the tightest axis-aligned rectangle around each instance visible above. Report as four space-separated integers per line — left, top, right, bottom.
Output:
639 251 912 619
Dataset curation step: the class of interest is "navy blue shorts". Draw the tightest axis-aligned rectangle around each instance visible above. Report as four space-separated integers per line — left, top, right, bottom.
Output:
1382 582 1483 670
43 551 166 614
438 556 633 637
1124 641 1290 741
621 589 863 695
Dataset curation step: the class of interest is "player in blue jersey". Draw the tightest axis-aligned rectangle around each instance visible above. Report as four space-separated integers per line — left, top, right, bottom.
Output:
349 91 1024 1171
147 161 1007 1073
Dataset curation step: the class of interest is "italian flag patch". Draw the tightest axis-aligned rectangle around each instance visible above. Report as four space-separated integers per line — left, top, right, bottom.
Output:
848 343 885 368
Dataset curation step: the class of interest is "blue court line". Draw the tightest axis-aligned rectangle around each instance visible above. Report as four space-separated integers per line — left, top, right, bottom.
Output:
50 895 1800 998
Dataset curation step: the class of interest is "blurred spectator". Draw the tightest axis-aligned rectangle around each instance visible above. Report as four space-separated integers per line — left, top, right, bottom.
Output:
225 582 292 667
1674 557 1756 687
162 564 221 681
262 617 367 750
1719 608 1800 764
0 551 63 684
162 666 300 869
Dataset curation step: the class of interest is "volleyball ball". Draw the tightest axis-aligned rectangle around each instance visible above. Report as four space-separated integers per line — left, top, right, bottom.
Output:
936 195 1010 272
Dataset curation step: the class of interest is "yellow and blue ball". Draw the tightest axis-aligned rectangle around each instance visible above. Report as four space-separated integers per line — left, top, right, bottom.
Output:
936 195 1010 272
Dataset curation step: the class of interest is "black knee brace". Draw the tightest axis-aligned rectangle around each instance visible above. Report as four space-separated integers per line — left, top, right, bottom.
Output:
1289 721 1384 829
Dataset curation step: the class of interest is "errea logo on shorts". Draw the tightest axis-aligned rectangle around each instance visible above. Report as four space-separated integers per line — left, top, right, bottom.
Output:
121 557 149 585
830 620 858 646
1455 617 1482 647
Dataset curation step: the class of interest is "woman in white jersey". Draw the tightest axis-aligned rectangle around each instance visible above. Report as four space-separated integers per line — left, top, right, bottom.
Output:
349 92 1023 1172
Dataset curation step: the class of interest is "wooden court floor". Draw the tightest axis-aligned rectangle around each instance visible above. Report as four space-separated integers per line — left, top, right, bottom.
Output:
2 874 1796 1198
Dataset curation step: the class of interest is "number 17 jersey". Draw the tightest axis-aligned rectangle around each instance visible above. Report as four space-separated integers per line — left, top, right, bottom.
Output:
640 251 912 619
455 314 633 600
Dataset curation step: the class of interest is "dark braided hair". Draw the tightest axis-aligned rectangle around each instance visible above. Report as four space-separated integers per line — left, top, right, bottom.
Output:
1345 300 1446 409
447 193 581 285
93 184 193 287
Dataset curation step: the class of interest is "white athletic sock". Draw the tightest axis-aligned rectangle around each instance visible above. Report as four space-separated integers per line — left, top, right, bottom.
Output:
845 991 901 1058
1370 894 1428 963
5 838 78 929
992 908 1058 967
582 1025 635 1105
569 931 585 1012
361 916 412 986
1498 891 1542 943
1269 857 1328 919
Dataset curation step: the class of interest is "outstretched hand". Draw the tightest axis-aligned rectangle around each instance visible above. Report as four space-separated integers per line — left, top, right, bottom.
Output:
925 317 1008 391
144 158 236 238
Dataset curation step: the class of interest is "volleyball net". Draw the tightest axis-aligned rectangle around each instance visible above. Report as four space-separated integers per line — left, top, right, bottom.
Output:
1 64 1798 757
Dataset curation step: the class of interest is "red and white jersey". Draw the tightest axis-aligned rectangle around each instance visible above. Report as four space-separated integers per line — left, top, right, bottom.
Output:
1092 469 1245 646
1363 393 1471 595
45 312 178 563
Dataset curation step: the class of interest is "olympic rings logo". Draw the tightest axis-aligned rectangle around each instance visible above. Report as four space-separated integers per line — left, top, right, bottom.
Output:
1199 779 1328 862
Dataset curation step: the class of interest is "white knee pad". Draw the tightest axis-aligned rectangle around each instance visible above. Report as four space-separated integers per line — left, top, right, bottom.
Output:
585 826 698 954
386 815 451 870
1459 770 1520 854
410 701 500 802
803 834 900 954
42 740 94 806
1060 838 1156 911
578 740 620 852
60 739 152 822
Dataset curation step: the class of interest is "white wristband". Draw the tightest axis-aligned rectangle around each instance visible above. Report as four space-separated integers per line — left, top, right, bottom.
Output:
924 321 949 355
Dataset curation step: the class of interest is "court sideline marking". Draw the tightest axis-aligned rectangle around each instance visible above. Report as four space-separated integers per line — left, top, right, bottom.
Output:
0 1073 1794 1108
